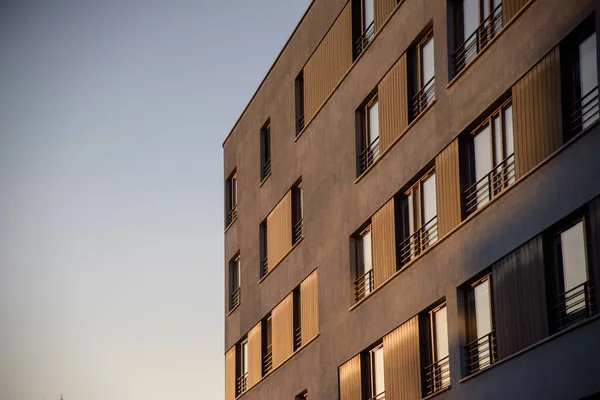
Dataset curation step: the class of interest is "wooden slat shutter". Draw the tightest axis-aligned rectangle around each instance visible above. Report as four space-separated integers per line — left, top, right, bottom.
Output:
247 322 262 387
372 199 397 287
436 140 462 237
374 0 397 31
272 293 294 367
379 54 409 152
267 191 292 270
339 355 362 400
503 0 528 23
300 270 319 343
513 46 563 178
383 316 421 400
225 347 236 400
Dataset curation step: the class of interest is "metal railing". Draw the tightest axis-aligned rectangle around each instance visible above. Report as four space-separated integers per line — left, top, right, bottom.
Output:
423 356 450 396
262 158 271 179
354 269 374 302
261 257 269 277
230 287 240 311
355 21 375 58
359 137 381 174
398 216 438 267
368 392 386 400
569 86 599 136
263 345 273 375
236 372 248 396
452 3 503 77
294 326 302 350
227 204 238 226
412 77 435 119
293 218 304 245
554 279 596 331
463 153 515 217
465 331 497 375
297 113 305 134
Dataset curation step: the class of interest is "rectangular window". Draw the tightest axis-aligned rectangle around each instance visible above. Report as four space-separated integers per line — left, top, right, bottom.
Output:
465 275 496 375
237 339 248 395
463 100 514 216
262 315 273 375
293 287 302 350
549 214 595 331
411 30 436 120
562 18 598 139
422 303 450 396
370 344 385 400
225 171 238 227
353 0 376 59
292 182 304 245
399 169 438 266
229 255 241 312
296 71 305 134
354 225 374 302
260 221 268 277
260 120 271 181
451 0 503 76
358 95 380 175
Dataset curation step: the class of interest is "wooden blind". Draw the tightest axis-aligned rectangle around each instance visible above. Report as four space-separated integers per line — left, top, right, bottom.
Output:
372 199 397 287
503 0 528 23
267 190 293 271
225 347 236 400
436 139 462 237
300 270 319 343
379 54 409 153
272 293 294 367
339 355 362 400
374 0 398 31
247 322 262 387
383 316 421 400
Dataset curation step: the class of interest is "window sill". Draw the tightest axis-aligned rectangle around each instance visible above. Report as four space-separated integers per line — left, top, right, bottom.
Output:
224 217 237 234
258 237 304 284
259 171 272 187
458 314 600 384
226 302 240 317
446 0 535 89
422 386 451 400
354 100 436 185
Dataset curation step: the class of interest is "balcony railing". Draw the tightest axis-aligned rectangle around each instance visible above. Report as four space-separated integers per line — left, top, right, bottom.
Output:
262 158 272 179
359 137 381 174
293 218 304 245
236 372 248 396
261 257 269 277
354 269 374 302
554 279 596 331
294 326 302 350
398 216 438 267
297 113 305 134
230 287 240 311
263 345 273 375
423 356 450 396
412 77 435 119
569 86 599 136
355 21 375 58
227 204 238 226
452 3 503 77
465 331 497 375
368 392 386 400
463 153 515 217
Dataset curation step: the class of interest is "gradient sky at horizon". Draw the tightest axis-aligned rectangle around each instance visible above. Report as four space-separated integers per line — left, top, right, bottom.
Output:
0 1 310 398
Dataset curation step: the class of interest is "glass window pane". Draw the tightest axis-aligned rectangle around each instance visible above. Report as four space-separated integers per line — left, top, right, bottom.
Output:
242 342 248 374
422 173 437 224
422 37 435 85
463 0 479 40
504 105 514 156
561 221 588 292
407 192 415 236
579 33 599 129
368 100 379 143
362 230 373 273
434 305 449 360
474 279 492 338
474 125 492 181
373 347 385 395
363 0 374 29
482 0 490 18
493 115 502 165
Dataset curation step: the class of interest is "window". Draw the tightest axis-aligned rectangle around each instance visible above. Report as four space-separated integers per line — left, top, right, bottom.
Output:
260 221 268 277
296 71 305 134
354 225 374 301
399 169 438 266
353 0 376 59
463 100 514 216
465 275 496 375
262 315 273 375
237 339 248 395
451 0 503 76
293 287 302 350
295 390 308 400
411 30 436 120
369 344 385 400
292 182 304 245
260 120 271 181
548 214 595 331
562 17 598 139
357 94 380 175
422 303 450 396
229 254 241 312
225 171 238 227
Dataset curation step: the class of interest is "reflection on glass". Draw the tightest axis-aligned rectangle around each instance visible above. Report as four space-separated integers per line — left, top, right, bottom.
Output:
579 33 598 129
363 0 374 30
422 173 437 224
368 100 380 143
372 346 385 397
463 0 479 41
434 305 450 386
474 278 492 366
561 221 588 313
473 126 492 207
422 37 435 85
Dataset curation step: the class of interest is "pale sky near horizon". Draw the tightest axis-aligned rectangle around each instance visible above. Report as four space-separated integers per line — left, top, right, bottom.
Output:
0 1 310 398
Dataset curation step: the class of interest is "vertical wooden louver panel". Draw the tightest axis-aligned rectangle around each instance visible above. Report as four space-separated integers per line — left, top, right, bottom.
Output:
436 140 462 237
492 236 548 360
300 270 319 343
374 0 397 31
379 54 409 152
372 199 397 287
383 316 421 400
247 322 262 387
339 355 362 400
304 3 352 122
503 0 529 24
272 293 294 367
513 46 563 178
267 191 292 270
225 347 236 400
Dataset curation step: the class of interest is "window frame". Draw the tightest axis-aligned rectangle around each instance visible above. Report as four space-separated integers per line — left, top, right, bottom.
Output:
229 254 241 312
464 273 496 375
357 224 373 278
418 30 435 90
369 343 385 399
225 170 238 227
260 120 271 181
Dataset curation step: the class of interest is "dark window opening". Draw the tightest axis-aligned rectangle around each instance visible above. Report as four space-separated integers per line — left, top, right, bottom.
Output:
409 30 436 121
420 303 450 396
357 93 380 175
353 224 374 302
260 221 268 277
225 171 238 227
262 315 273 375
229 254 241 312
260 120 271 181
295 71 305 134
352 0 376 59
292 181 304 245
293 287 302 350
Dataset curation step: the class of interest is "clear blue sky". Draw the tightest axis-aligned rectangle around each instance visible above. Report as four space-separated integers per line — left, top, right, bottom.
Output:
0 1 309 398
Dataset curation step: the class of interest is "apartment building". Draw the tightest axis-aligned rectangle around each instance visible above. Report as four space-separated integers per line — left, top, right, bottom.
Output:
222 0 600 399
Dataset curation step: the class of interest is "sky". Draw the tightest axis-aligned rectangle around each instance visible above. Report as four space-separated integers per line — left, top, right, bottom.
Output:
0 1 310 399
